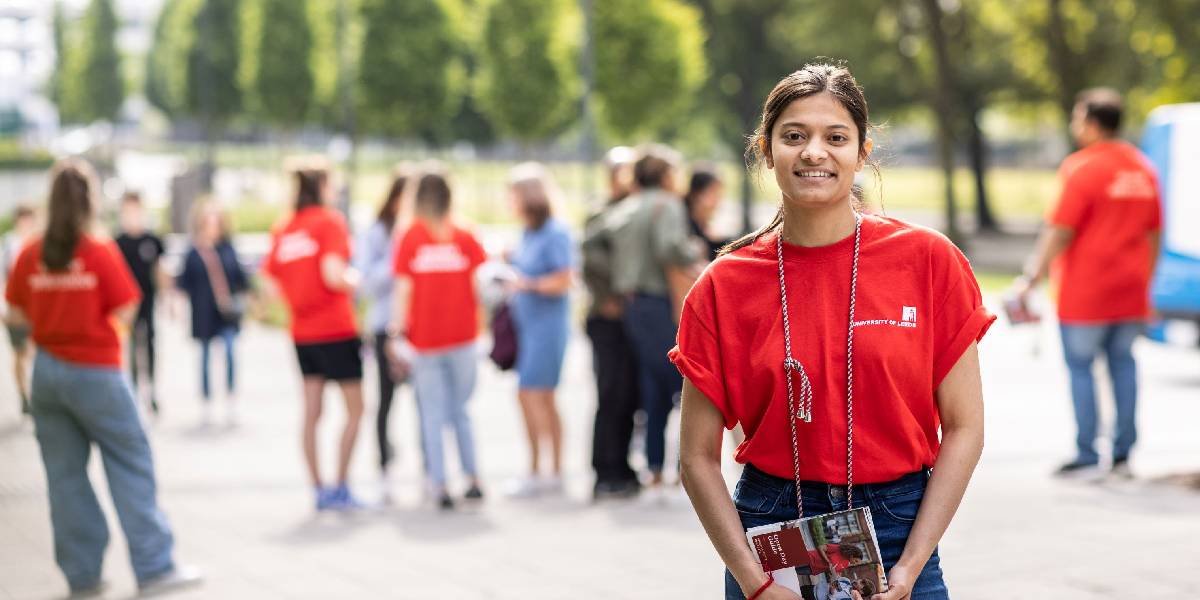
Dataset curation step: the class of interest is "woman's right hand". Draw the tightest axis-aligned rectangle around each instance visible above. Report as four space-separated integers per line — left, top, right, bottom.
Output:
738 574 801 600
754 583 802 600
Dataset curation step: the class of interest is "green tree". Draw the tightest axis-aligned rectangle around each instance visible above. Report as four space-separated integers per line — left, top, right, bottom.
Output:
695 0 904 231
60 0 125 124
186 0 243 131
251 0 315 129
48 2 67 108
356 0 467 140
475 0 581 143
145 0 200 118
593 0 706 139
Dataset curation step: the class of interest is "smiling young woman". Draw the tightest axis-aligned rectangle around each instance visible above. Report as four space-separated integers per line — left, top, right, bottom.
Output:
672 63 995 600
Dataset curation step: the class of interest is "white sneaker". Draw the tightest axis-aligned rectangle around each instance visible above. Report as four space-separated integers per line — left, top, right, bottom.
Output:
200 403 215 428
641 483 667 506
539 475 565 495
138 565 204 596
379 471 394 505
504 477 542 499
225 401 239 428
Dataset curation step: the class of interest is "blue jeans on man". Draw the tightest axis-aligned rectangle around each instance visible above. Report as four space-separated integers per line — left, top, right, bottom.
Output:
623 293 681 476
1059 322 1142 466
30 352 177 592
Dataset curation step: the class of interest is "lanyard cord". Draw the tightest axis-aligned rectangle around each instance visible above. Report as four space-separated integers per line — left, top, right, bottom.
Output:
777 212 862 516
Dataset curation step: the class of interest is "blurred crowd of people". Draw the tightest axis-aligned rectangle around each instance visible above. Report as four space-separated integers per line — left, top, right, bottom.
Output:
0 143 731 593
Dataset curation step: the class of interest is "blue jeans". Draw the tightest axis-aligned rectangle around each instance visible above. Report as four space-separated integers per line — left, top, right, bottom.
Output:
623 294 681 473
411 342 478 487
30 352 176 591
199 326 237 400
1059 322 1141 465
724 465 948 600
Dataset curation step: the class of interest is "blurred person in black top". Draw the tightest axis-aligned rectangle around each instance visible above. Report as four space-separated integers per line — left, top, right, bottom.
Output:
683 165 731 262
115 192 165 414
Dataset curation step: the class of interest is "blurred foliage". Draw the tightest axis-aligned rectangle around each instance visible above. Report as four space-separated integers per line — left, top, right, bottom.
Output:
226 197 284 233
0 139 55 170
146 0 200 119
58 0 124 124
48 2 67 109
246 0 315 129
185 0 243 129
356 0 468 140
593 0 707 140
475 0 581 143
39 0 1200 231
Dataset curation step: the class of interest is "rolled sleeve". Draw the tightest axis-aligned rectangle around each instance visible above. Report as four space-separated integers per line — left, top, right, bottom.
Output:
931 241 996 388
670 291 735 429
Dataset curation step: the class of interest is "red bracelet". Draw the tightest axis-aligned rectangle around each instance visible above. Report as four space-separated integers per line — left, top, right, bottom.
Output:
746 573 774 600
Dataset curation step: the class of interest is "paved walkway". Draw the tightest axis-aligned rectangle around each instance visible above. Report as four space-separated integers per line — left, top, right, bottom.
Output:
1 296 1199 599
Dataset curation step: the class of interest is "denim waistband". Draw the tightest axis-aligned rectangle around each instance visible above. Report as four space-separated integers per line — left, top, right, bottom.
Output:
742 462 929 501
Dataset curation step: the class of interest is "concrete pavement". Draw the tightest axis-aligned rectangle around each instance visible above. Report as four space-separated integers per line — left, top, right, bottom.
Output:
1 295 1199 599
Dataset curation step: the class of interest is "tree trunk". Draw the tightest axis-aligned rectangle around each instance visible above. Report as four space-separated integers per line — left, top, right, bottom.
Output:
1045 0 1084 135
965 102 997 232
202 119 217 193
918 0 962 244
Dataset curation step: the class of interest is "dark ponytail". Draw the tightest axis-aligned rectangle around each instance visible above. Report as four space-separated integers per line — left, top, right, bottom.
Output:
719 62 875 257
43 159 97 270
293 160 330 211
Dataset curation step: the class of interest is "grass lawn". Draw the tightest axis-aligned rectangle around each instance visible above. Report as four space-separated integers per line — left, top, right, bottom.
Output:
218 158 1057 234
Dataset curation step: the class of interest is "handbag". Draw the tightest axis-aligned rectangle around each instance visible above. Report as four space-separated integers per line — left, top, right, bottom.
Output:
198 246 243 323
218 294 246 322
489 302 518 371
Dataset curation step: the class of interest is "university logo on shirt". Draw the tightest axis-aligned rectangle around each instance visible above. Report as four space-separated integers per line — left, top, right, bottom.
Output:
275 231 319 264
1106 170 1155 200
411 244 469 273
853 304 919 330
30 258 98 291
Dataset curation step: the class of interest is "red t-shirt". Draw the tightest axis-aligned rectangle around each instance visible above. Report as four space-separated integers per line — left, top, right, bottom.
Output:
807 544 852 573
669 215 995 484
1048 140 1162 322
393 220 486 351
263 206 358 343
5 236 140 367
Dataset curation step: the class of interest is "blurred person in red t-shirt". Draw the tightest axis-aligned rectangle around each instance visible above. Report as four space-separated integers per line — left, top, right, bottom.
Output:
263 160 366 511
5 159 201 596
1014 88 1162 480
389 170 487 510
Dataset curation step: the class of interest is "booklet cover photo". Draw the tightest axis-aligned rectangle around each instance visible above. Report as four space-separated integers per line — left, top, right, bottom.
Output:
746 507 888 600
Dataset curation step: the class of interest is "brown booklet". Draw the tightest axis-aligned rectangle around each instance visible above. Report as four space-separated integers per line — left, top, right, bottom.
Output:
746 507 888 599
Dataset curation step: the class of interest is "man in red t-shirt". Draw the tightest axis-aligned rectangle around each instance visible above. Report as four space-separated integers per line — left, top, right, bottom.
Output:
1015 88 1161 479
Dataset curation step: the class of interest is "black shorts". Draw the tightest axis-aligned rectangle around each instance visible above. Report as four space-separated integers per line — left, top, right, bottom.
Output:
294 337 363 381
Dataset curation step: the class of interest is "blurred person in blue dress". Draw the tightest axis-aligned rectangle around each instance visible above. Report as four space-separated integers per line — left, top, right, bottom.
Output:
504 163 576 498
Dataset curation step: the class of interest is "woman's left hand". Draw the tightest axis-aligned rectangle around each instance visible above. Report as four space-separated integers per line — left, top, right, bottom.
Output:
509 276 533 294
872 563 917 600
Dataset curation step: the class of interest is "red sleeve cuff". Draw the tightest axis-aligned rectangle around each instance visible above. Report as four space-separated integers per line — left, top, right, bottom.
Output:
669 345 736 430
932 305 996 389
